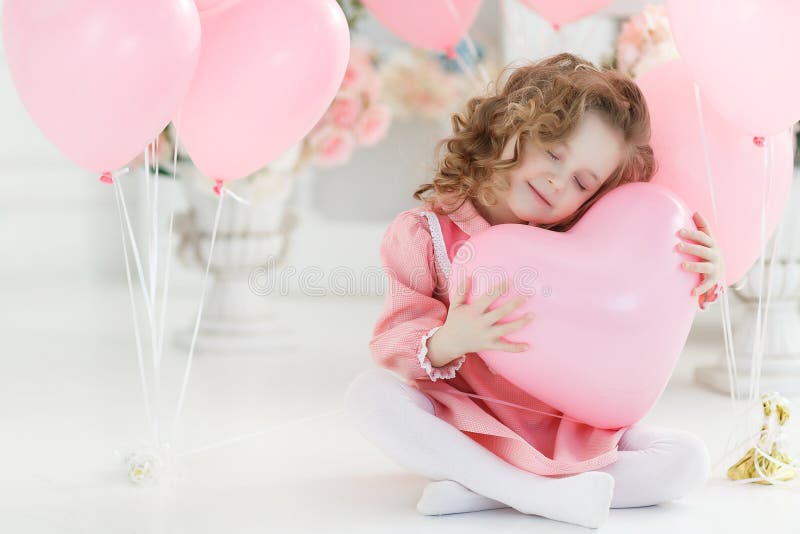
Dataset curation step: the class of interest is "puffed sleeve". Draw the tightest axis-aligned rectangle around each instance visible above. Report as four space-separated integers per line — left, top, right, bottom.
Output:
369 210 466 383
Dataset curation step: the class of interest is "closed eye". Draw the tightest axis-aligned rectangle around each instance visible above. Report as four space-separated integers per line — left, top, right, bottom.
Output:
573 176 587 191
547 150 560 161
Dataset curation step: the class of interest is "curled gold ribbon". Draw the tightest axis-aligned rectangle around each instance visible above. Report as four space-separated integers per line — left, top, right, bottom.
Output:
727 392 796 485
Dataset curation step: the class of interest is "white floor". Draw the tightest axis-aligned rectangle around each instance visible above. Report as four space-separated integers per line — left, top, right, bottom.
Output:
1 282 798 533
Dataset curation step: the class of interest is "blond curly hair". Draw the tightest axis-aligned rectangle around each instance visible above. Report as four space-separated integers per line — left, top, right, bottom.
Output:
413 53 656 232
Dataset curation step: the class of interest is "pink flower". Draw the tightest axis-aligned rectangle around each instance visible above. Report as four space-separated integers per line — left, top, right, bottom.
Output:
354 104 392 146
308 125 355 167
379 48 469 120
340 45 375 92
328 94 363 129
349 46 374 70
362 74 383 106
340 60 367 92
615 4 675 78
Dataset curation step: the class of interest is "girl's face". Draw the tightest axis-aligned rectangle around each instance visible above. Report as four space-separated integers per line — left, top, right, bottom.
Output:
499 110 625 226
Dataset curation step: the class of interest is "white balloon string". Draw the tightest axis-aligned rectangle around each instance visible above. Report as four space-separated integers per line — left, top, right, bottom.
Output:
692 82 739 411
151 138 159 311
150 138 162 446
169 185 226 448
145 140 163 445
749 142 770 402
113 173 154 442
113 174 155 320
222 186 251 206
461 34 492 87
756 138 780 401
144 141 151 258
155 125 181 396
172 384 599 460
152 128 182 450
145 143 155 319
719 290 738 400
440 390 593 423
442 0 486 92
114 171 162 444
790 124 800 263
174 408 347 459
711 396 770 473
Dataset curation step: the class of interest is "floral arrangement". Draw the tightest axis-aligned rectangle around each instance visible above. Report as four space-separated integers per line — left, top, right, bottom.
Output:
615 4 679 79
380 39 496 122
301 40 392 167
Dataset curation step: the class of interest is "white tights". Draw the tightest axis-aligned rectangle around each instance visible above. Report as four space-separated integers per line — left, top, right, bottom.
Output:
344 368 711 528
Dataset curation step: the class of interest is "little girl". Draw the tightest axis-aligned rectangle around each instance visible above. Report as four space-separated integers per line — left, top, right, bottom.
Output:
344 53 724 529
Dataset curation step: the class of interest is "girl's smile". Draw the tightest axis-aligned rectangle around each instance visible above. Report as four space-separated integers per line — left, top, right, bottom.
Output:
527 181 552 207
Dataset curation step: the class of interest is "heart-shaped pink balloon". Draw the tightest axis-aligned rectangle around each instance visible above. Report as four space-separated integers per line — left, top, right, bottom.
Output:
449 182 699 429
178 0 350 182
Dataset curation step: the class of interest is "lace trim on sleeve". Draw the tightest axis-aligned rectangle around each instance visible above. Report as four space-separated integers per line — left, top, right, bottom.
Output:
417 325 466 382
419 211 452 279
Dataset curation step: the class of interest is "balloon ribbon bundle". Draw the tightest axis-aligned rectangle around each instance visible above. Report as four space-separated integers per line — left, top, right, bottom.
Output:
727 392 796 485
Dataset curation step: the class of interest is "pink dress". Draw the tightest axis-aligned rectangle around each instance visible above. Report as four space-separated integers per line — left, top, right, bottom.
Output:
369 197 630 477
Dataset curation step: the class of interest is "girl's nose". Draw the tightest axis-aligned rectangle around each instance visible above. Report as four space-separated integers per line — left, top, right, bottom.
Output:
547 175 562 191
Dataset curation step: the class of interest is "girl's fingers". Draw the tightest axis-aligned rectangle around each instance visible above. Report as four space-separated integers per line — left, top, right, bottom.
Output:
491 313 534 336
677 242 716 261
474 279 510 311
679 228 713 247
681 261 714 274
483 294 527 324
693 212 713 236
489 339 529 353
693 280 717 296
451 274 471 306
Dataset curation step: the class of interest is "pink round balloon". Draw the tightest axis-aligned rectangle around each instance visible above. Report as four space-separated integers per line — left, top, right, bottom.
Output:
519 0 611 29
178 0 350 182
1 0 201 174
192 0 229 12
667 0 800 135
449 182 698 429
361 0 481 53
639 60 793 285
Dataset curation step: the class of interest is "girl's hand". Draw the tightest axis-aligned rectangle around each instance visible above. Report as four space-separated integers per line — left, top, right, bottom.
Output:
677 212 725 309
426 277 534 367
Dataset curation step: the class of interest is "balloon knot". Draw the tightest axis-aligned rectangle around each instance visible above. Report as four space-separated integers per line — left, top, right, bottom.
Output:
445 46 456 60
99 172 113 184
753 136 765 147
213 179 223 196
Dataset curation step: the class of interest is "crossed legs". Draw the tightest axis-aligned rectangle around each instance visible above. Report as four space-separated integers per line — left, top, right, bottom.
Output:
344 368 710 526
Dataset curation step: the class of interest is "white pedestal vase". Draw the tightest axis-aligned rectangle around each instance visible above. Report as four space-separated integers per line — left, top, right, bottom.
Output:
695 174 800 396
173 165 299 354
